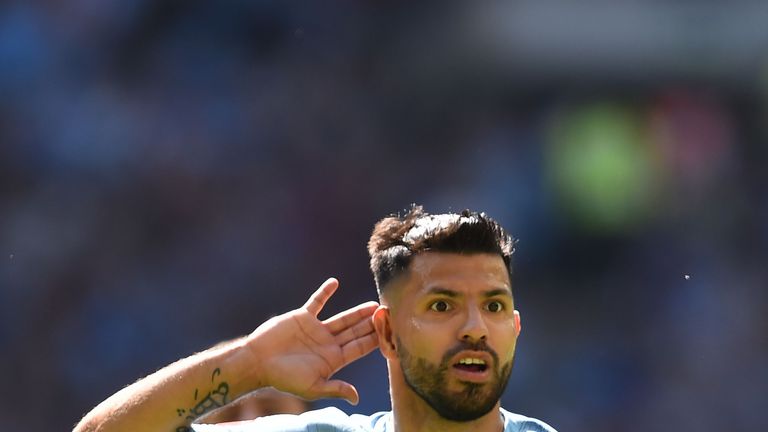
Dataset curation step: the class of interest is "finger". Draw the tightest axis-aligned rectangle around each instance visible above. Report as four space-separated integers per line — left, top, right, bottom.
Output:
334 313 375 347
323 301 379 335
340 331 379 365
303 278 339 317
311 379 360 405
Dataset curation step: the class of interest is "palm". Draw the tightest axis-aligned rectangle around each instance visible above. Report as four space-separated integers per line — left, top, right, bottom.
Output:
248 278 379 404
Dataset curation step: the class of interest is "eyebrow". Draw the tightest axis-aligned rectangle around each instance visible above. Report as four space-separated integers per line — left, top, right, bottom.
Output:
425 287 459 298
484 288 513 298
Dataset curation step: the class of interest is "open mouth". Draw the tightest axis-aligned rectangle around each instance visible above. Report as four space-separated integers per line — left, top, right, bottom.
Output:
453 357 488 373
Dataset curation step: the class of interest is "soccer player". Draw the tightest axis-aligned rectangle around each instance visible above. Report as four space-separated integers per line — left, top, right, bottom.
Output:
75 206 556 432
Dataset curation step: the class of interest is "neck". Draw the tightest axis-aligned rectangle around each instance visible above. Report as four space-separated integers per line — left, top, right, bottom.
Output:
387 366 503 432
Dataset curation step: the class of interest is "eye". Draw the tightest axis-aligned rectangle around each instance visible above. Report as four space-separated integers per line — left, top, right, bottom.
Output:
485 300 504 313
429 300 451 312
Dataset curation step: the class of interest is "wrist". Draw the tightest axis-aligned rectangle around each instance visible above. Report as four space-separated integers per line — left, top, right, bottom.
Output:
238 328 270 389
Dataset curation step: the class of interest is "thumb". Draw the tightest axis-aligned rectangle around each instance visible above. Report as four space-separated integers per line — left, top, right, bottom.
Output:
312 379 360 406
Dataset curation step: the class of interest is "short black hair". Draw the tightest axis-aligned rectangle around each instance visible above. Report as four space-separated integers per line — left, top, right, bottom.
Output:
367 205 516 294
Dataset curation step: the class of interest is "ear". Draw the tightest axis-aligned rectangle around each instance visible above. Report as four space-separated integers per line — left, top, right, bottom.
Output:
373 305 397 359
514 309 522 336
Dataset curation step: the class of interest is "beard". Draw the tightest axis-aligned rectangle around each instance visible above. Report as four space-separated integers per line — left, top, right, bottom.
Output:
396 337 514 422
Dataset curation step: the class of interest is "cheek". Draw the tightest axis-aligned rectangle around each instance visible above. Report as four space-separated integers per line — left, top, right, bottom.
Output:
504 338 518 360
492 322 519 359
398 317 453 357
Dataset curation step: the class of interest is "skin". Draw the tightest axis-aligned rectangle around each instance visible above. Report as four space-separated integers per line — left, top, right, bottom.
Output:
373 252 522 432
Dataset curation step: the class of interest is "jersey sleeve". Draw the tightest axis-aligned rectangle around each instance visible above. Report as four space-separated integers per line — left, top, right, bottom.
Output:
191 407 369 432
501 408 558 432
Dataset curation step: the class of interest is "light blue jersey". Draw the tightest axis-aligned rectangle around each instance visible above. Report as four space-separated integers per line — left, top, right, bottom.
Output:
192 406 556 432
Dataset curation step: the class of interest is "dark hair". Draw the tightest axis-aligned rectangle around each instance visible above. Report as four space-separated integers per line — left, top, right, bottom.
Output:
367 205 516 294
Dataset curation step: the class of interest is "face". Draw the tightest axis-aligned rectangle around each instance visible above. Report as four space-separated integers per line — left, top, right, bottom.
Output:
380 252 521 422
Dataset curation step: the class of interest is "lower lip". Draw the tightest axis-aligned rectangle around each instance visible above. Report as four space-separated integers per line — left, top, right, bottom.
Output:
451 366 491 383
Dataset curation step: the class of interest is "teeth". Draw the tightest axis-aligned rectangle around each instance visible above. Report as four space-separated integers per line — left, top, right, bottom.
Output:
458 358 486 365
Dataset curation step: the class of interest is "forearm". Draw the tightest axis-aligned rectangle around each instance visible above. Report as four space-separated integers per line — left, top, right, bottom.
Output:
74 337 263 432
74 278 379 431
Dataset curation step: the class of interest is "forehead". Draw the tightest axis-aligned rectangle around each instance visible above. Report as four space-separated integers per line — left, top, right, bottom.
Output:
405 252 511 295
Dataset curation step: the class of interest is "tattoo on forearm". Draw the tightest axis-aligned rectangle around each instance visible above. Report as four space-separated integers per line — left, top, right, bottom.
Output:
173 367 230 432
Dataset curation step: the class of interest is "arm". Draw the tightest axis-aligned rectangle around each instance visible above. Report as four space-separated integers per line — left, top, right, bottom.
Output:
74 278 379 432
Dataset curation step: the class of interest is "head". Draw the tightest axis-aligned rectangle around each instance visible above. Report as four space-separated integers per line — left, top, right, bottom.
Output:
368 205 521 422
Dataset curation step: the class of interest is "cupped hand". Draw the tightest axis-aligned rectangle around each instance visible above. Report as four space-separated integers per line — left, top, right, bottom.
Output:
245 278 380 405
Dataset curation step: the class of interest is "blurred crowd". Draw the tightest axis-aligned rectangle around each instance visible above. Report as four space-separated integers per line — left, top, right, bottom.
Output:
1 2 767 431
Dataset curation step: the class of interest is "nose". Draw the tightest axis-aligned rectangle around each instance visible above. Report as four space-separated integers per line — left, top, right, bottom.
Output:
459 305 488 343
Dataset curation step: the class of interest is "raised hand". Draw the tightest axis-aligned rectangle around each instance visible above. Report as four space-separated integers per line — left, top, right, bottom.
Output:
245 278 379 405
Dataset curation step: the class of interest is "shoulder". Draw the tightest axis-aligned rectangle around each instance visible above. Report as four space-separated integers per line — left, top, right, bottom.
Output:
500 408 558 432
191 407 393 432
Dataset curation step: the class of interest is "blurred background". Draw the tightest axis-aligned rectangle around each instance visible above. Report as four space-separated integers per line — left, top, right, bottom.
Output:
1 1 767 431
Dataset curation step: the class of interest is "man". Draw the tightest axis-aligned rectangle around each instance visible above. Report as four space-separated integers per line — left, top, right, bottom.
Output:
75 206 556 432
